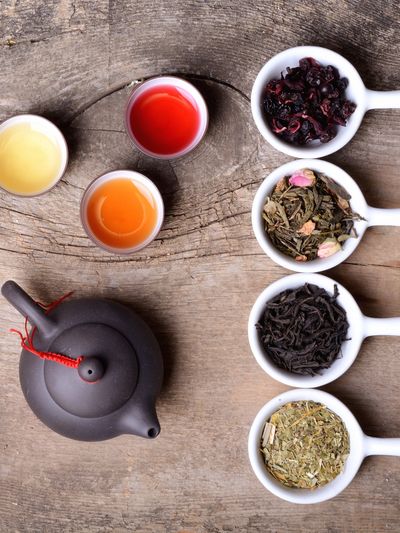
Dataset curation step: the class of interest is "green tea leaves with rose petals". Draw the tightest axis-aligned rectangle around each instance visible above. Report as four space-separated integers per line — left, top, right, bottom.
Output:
263 169 363 261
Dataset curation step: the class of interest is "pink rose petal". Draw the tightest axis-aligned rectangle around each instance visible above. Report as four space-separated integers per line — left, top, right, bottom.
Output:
288 169 316 187
298 220 316 236
317 238 342 258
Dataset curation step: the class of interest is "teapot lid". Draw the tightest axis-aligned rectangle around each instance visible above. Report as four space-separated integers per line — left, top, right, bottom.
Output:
2 281 163 441
43 323 138 418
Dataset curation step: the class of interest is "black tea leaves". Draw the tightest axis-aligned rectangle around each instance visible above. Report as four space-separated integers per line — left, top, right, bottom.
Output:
257 283 349 376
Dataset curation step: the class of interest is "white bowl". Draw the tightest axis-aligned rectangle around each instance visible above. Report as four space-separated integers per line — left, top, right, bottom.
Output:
0 114 68 197
248 389 400 504
252 158 400 273
251 46 400 158
248 273 400 388
125 76 208 160
80 170 164 255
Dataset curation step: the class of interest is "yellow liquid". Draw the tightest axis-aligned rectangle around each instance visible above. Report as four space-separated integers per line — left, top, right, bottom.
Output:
0 122 62 195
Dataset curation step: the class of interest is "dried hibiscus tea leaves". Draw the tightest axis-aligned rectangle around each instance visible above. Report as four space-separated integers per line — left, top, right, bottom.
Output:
261 401 350 489
256 283 349 376
263 57 356 145
262 168 363 262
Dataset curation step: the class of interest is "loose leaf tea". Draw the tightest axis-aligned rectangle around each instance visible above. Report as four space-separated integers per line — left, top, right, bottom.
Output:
257 283 349 375
263 168 362 261
263 57 356 145
261 401 350 489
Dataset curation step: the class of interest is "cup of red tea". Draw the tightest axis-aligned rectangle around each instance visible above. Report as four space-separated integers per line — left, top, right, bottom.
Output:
125 76 208 159
80 170 164 254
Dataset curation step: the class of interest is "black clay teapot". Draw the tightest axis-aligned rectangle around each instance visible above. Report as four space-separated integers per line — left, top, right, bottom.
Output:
1 281 163 441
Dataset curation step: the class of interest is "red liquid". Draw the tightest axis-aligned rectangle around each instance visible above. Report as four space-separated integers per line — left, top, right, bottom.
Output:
129 84 200 155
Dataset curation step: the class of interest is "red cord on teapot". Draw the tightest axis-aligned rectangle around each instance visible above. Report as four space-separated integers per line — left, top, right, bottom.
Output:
10 291 84 368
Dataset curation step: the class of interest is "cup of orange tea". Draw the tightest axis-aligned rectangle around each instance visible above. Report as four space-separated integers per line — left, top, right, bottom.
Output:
80 170 164 254
0 114 68 196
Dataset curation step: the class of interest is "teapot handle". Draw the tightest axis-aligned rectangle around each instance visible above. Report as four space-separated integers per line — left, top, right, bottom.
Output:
1 280 56 338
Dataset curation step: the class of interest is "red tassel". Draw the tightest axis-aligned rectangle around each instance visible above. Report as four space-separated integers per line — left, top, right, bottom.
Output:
10 292 83 369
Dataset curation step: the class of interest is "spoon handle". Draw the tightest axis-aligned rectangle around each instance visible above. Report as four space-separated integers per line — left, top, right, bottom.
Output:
367 206 400 227
364 316 400 337
364 436 400 457
365 89 400 110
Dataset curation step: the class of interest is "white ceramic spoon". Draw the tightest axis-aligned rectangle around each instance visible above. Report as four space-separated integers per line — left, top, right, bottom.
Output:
251 45 400 158
252 158 400 272
248 388 400 504
248 272 400 388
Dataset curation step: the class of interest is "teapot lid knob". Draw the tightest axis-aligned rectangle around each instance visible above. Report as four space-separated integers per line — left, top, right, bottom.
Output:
78 357 105 383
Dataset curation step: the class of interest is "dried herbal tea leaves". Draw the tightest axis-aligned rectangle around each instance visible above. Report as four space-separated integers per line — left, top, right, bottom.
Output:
262 168 363 261
263 57 356 145
257 283 349 376
261 400 350 489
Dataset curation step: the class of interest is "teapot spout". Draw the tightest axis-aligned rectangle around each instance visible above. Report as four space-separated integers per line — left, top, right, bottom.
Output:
118 401 160 439
1 280 56 338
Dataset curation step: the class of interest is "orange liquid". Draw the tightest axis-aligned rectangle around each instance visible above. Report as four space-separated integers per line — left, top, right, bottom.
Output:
86 178 158 249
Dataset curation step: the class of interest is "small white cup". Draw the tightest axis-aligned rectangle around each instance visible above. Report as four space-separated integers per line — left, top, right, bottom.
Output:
0 114 68 197
251 46 400 158
125 76 208 160
252 158 400 272
248 272 400 388
80 170 164 255
248 388 400 504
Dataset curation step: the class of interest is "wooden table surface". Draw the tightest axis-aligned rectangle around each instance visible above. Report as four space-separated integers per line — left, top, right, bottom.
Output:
1 1 399 532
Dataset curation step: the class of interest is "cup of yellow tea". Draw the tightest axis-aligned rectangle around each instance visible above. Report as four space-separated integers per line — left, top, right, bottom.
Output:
80 170 164 254
0 114 68 196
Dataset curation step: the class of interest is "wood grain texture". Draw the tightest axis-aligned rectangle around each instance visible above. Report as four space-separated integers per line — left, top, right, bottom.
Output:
0 1 399 532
